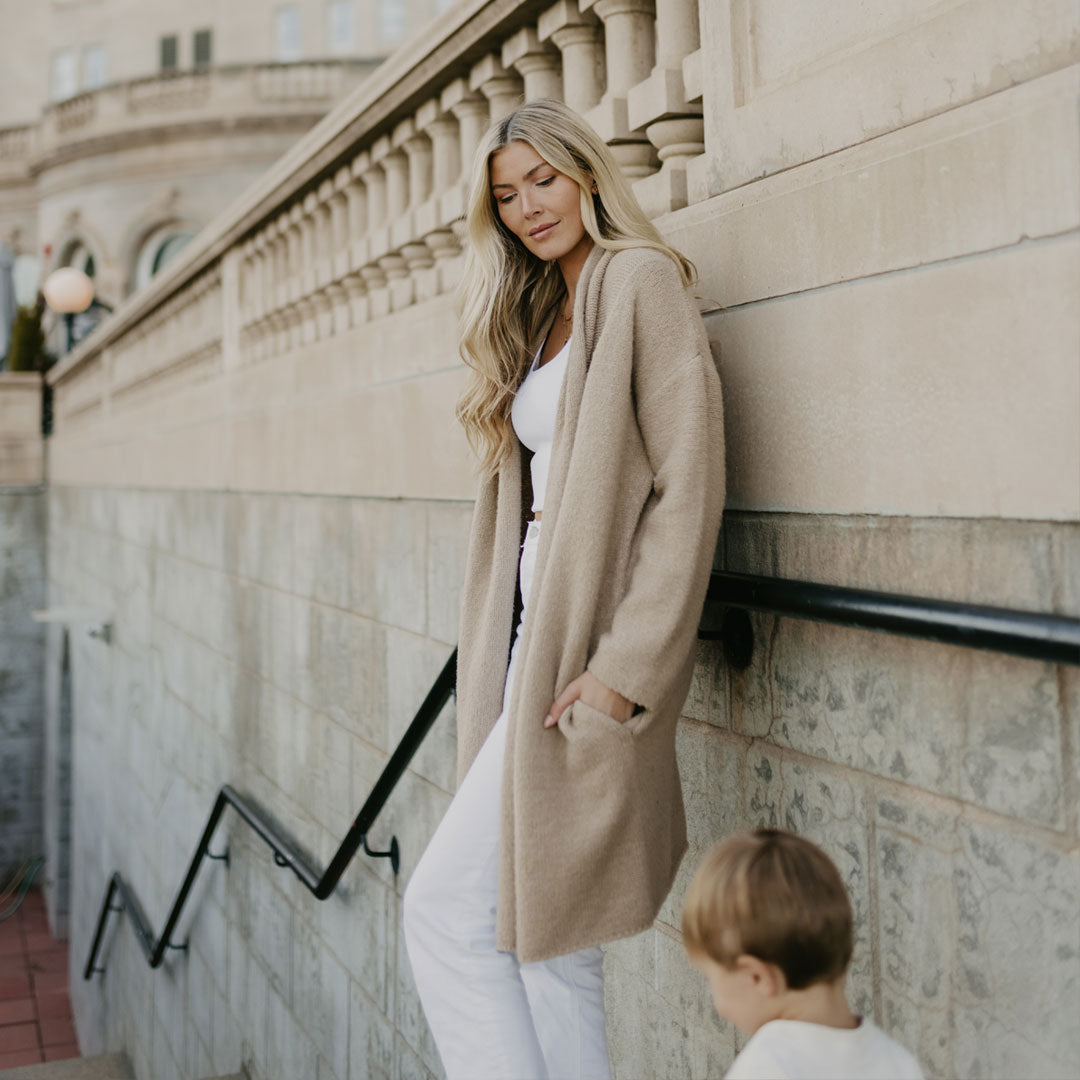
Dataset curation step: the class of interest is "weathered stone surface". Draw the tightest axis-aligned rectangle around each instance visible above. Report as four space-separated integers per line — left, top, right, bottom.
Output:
349 981 395 1080
744 746 875 1019
876 794 1080 1079
385 627 457 793
604 928 735 1080
726 514 1071 829
658 721 742 931
425 501 473 646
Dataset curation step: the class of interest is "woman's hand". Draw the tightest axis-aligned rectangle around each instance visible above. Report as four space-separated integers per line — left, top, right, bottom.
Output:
545 670 636 728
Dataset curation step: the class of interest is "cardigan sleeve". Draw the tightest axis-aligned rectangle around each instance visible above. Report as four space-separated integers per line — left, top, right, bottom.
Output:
584 257 725 712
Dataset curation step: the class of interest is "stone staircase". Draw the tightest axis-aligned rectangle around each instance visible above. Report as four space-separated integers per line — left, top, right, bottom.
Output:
0 1054 244 1079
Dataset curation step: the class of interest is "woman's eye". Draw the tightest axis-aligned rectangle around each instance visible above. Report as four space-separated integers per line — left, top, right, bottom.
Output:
498 194 515 205
537 177 554 187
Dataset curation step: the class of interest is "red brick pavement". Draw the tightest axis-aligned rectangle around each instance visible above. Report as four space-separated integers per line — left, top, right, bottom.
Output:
0 887 80 1070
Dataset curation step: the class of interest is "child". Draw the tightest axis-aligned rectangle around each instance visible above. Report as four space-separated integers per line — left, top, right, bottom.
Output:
682 829 924 1080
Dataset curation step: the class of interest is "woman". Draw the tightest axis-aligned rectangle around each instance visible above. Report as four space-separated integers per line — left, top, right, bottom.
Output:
403 99 725 1080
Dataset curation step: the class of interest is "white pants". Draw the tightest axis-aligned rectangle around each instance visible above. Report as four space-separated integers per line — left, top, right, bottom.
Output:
403 520 611 1080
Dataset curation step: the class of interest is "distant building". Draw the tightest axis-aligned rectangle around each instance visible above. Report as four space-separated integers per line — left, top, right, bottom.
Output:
0 0 451 351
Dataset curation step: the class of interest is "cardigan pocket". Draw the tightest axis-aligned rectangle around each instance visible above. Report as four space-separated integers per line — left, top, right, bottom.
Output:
559 699 635 745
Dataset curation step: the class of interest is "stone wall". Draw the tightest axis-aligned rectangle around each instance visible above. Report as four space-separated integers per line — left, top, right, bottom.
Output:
40 1 1080 1079
0 490 46 883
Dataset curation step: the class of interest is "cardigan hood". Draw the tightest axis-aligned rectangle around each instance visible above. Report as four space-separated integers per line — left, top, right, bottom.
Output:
455 242 726 962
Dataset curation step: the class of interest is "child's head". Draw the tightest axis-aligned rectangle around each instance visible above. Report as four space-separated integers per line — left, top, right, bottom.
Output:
682 829 854 1033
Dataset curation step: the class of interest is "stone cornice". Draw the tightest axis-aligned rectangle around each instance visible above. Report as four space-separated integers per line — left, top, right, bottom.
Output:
30 113 328 175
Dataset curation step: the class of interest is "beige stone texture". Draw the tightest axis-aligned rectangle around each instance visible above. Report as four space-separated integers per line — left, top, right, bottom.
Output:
27 1 1080 1078
697 0 1080 195
0 373 44 486
708 235 1079 519
724 513 1077 829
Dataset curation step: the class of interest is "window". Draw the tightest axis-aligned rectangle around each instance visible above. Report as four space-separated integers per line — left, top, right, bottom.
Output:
50 50 78 101
378 0 406 44
193 29 213 67
275 7 301 61
325 1 354 54
160 34 179 72
82 44 106 90
133 227 196 292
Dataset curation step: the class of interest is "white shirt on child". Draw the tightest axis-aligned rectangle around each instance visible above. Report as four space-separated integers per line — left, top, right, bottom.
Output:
725 1018 924 1080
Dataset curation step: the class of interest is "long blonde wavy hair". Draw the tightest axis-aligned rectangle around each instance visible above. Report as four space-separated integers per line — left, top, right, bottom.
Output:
455 98 696 477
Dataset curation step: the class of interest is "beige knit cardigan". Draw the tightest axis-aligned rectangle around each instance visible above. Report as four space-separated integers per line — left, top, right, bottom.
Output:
455 242 725 963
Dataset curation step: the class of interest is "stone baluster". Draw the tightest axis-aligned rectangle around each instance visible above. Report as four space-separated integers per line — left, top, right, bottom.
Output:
539 1 605 116
341 154 370 327
311 179 336 339
285 203 306 349
267 218 289 355
580 0 657 178
297 193 320 343
502 27 563 102
441 80 488 223
375 134 411 312
314 178 335 291
626 0 703 214
469 54 524 124
326 166 352 334
363 140 394 320
248 236 266 360
416 98 463 296
396 115 440 304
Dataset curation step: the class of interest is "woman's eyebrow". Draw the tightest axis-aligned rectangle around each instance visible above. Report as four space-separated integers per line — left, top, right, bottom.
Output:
491 162 549 190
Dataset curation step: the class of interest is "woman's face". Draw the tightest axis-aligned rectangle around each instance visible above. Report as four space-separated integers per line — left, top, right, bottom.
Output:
489 140 594 264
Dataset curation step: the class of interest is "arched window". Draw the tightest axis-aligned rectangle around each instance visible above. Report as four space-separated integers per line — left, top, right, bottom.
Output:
63 240 96 279
133 226 195 293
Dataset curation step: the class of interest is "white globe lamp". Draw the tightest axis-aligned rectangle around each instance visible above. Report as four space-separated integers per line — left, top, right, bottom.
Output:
43 267 96 352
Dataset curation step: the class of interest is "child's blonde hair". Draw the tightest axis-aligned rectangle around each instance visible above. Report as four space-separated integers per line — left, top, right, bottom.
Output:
682 829 853 990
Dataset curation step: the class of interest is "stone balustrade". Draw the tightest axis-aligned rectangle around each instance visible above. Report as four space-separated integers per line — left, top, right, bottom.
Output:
36 61 378 167
47 0 713 418
0 124 36 183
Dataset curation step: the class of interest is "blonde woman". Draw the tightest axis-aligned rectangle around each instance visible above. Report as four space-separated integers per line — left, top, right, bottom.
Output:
403 99 725 1080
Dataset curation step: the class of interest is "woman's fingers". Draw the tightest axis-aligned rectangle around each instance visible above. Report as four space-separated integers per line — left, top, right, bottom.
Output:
545 681 580 728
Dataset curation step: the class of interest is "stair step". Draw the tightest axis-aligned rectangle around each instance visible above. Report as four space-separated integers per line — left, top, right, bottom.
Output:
0 1053 134 1080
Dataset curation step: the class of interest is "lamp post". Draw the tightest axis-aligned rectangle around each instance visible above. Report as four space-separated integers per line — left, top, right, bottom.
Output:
43 267 95 353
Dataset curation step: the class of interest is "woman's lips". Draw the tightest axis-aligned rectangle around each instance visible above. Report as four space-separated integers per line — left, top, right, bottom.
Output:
530 222 557 239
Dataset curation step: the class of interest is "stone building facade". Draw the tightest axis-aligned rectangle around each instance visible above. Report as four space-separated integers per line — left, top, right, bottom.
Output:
0 0 452 351
14 0 1080 1078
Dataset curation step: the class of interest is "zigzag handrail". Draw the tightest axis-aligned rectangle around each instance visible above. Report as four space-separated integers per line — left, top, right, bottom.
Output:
85 568 1080 979
84 649 457 978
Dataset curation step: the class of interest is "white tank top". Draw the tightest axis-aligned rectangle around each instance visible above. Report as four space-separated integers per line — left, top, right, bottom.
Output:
511 335 571 513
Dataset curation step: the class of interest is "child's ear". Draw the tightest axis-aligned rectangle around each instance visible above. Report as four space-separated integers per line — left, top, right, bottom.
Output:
735 955 785 998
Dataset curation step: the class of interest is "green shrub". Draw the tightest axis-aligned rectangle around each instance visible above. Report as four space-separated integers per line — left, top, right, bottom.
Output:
6 305 53 373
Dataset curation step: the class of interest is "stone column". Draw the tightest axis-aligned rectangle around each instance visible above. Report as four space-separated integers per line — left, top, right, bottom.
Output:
539 1 605 115
469 54 524 124
581 0 657 178
502 26 563 102
627 0 704 214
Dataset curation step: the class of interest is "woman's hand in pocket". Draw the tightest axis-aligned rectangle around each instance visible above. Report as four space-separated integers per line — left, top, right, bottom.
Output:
545 670 636 728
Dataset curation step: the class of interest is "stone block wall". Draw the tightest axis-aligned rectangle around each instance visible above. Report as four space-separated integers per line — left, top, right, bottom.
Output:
0 490 46 881
39 1 1080 1078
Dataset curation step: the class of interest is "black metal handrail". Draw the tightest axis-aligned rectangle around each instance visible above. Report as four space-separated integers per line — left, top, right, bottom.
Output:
86 568 1079 979
703 571 1080 669
85 649 457 979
